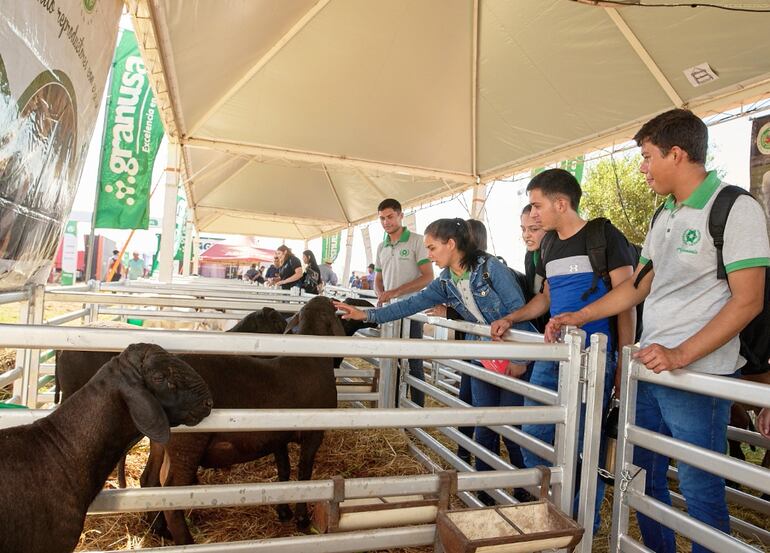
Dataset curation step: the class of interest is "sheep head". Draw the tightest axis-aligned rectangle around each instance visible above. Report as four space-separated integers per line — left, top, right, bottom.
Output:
114 343 213 443
284 296 345 337
230 307 287 334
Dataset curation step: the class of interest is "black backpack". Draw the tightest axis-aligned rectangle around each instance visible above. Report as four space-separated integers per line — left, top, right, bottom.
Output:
303 267 321 295
540 218 644 344
635 185 770 375
481 255 533 302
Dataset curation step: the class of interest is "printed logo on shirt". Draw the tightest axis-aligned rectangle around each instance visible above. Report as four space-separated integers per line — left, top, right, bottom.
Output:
400 248 409 257
682 228 701 247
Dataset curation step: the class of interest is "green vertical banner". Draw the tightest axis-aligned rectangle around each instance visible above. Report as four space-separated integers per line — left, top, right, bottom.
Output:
322 232 342 263
60 221 78 285
94 30 164 229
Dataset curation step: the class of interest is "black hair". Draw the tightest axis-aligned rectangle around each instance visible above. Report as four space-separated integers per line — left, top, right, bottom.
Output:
521 204 532 216
424 218 485 271
377 198 402 213
368 263 375 270
465 218 488 251
302 249 320 274
526 168 581 211
633 108 708 164
112 249 119 255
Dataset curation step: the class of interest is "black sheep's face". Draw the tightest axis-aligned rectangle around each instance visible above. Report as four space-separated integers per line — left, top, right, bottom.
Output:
142 352 213 427
291 297 346 337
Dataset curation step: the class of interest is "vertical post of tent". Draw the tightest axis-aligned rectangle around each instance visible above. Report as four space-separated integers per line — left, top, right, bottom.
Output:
181 210 194 277
158 143 180 283
470 181 487 221
19 284 45 407
192 228 200 275
341 225 354 287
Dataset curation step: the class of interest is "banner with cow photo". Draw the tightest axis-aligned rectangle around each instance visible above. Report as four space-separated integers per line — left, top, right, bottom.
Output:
95 29 165 230
0 0 122 290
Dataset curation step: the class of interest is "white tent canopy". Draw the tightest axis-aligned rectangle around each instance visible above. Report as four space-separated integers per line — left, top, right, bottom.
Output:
129 0 770 239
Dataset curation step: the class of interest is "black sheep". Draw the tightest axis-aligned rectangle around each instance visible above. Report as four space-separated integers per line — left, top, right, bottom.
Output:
0 344 212 553
139 296 346 544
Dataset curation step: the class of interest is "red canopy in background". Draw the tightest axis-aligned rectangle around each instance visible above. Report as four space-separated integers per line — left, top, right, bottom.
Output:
199 244 275 264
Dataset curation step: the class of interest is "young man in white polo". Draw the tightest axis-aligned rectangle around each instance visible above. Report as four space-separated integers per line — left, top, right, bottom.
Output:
549 109 770 553
375 198 434 406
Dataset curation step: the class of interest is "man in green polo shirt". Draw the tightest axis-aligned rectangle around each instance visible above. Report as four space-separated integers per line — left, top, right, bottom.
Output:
375 198 433 406
548 109 770 553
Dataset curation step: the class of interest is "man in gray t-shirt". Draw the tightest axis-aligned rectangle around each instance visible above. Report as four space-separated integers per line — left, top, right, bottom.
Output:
374 198 433 406
548 109 769 551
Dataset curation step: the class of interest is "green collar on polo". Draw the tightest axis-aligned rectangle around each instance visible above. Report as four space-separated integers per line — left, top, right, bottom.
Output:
450 269 470 284
663 170 720 211
384 227 411 246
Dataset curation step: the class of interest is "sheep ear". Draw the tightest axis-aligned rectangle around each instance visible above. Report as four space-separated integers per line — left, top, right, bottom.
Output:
283 313 300 334
118 378 171 443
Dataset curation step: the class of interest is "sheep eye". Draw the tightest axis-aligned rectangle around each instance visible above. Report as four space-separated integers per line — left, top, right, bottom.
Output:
151 373 165 385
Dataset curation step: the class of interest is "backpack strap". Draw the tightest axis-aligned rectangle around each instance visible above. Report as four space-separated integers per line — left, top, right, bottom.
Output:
582 218 611 301
538 231 557 273
633 202 667 289
481 255 493 290
708 185 750 281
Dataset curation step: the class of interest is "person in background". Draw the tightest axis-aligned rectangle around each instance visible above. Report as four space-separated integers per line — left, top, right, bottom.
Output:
126 251 146 280
336 218 534 503
108 249 124 282
302 250 322 294
374 198 434 407
320 259 338 286
265 256 280 280
520 205 548 333
272 245 303 290
364 263 376 290
244 263 259 282
548 109 770 550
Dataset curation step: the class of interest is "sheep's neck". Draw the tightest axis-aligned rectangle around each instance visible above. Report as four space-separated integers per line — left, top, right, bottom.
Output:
40 377 140 508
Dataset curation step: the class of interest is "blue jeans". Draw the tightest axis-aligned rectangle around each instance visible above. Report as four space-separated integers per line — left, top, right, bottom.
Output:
633 379 732 553
522 356 615 528
471 363 532 472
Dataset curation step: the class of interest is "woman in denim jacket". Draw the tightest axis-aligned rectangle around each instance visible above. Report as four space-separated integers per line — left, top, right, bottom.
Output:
336 218 535 500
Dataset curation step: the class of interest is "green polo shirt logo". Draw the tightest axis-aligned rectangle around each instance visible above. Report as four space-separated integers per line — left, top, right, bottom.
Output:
400 248 409 257
682 228 701 246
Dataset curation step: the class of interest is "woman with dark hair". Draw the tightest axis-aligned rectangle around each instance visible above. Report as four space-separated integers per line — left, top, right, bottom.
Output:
336 218 535 500
302 249 322 294
272 245 303 290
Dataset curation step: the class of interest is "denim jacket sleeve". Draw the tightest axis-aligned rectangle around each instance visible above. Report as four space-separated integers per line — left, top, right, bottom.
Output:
367 279 447 324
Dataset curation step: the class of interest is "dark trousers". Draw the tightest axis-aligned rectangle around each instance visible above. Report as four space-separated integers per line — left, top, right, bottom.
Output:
398 319 425 406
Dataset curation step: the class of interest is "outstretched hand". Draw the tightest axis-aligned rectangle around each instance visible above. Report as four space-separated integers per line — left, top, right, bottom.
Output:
333 301 367 321
545 311 587 342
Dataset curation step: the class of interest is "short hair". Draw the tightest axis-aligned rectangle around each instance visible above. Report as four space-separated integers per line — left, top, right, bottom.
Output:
521 204 532 216
526 168 581 211
368 263 375 270
633 108 708 164
377 198 402 213
465 218 488 251
112 249 119 255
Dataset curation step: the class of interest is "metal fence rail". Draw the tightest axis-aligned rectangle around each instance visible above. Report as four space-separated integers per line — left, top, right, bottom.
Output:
611 346 770 552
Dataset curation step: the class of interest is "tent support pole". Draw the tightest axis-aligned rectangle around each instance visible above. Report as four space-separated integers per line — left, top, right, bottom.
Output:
605 8 683 107
159 143 180 282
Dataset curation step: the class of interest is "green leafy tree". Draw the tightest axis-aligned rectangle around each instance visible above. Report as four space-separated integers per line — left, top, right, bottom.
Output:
580 154 661 245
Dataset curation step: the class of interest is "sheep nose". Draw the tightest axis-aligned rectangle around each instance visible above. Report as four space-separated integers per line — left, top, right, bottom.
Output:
203 398 213 409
